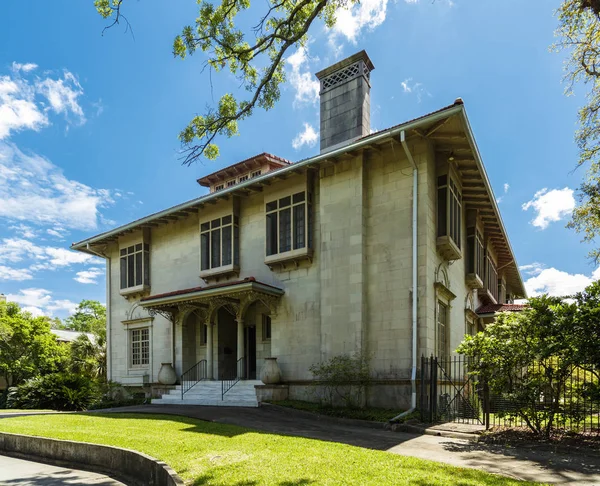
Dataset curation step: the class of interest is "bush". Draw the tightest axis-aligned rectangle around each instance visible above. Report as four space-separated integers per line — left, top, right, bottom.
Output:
7 373 100 411
309 352 371 408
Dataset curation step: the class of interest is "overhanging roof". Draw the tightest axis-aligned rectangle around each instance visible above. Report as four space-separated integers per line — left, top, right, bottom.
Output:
71 100 526 297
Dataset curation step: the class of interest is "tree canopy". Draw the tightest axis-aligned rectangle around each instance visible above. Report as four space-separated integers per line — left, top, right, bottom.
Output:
94 0 341 165
0 300 67 389
556 0 600 262
57 300 106 340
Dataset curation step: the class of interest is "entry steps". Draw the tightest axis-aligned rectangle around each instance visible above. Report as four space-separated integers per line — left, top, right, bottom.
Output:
151 379 262 407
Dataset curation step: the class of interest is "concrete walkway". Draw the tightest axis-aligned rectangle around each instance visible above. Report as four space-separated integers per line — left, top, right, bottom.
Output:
0 454 126 485
98 404 600 485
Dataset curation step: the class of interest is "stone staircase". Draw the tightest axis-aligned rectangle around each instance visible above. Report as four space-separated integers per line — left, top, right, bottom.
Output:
151 380 262 407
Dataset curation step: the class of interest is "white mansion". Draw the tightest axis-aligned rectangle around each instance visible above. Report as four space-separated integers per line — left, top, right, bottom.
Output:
72 51 525 408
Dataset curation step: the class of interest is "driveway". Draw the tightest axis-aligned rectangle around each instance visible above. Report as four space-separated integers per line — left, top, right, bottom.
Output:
0 454 126 485
99 404 600 485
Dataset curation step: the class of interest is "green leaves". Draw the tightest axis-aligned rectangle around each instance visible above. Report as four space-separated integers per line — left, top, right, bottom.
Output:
97 0 333 164
555 1 600 260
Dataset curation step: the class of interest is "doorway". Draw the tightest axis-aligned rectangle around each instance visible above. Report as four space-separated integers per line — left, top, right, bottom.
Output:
244 326 257 379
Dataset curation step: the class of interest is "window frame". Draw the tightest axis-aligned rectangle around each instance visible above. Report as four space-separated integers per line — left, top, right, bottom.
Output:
214 184 224 191
130 327 150 368
265 191 312 260
251 170 261 178
436 165 462 260
200 213 240 277
262 315 272 342
437 300 449 363
485 249 499 303
119 242 150 294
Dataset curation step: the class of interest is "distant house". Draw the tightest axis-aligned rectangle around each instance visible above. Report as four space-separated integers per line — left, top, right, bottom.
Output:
51 329 95 344
72 51 526 408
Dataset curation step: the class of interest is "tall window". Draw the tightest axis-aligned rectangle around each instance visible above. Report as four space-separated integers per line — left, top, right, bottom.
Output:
199 324 208 346
437 174 462 249
486 252 499 302
266 191 311 256
262 315 272 341
437 301 448 362
131 328 150 367
266 192 312 256
120 243 150 290
201 215 239 270
466 228 484 278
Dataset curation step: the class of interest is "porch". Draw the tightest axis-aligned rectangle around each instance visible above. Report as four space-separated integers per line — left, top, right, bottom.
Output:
139 277 284 402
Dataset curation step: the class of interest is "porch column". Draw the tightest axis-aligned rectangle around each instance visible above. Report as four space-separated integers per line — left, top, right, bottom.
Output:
236 317 244 379
206 322 214 380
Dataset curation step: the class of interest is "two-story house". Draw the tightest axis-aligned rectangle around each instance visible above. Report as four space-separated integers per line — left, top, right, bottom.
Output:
72 51 526 409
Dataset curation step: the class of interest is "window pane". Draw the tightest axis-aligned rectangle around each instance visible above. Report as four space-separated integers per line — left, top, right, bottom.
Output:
234 225 240 266
279 208 291 253
438 174 447 187
120 257 127 289
211 218 221 229
293 204 306 249
266 213 278 256
135 252 143 286
222 215 232 225
127 254 135 288
120 248 127 256
211 229 221 268
222 225 232 266
437 187 447 238
201 233 210 270
308 203 313 249
266 201 277 212
143 250 150 286
201 222 210 232
279 196 291 208
135 243 142 252
293 192 305 204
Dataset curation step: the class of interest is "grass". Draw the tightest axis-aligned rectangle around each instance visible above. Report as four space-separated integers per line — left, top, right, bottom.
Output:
0 413 543 485
270 400 405 423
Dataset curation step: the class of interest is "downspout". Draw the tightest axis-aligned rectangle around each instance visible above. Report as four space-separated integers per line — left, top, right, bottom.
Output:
391 130 418 421
87 243 111 381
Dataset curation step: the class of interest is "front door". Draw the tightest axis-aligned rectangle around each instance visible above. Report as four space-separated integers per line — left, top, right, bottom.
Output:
244 326 257 379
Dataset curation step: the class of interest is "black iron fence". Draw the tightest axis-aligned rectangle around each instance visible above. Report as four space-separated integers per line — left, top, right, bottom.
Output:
420 355 600 434
181 359 207 398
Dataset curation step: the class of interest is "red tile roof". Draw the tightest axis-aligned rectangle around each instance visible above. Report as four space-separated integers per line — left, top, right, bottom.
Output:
140 277 283 302
476 303 528 315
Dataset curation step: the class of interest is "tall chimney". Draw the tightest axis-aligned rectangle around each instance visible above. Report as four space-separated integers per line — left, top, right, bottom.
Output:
315 50 375 153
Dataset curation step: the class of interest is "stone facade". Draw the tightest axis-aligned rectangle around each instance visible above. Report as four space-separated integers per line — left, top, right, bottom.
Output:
73 53 525 409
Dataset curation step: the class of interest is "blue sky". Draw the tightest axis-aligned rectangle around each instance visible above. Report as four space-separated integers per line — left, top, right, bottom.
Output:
1 0 598 317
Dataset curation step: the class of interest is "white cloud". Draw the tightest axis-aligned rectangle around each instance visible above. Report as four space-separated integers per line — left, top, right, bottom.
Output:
0 66 85 139
0 238 100 278
9 223 37 239
0 143 113 230
5 288 77 317
400 78 431 103
11 62 38 73
331 0 389 44
292 123 319 150
523 266 600 297
0 266 33 281
504 183 510 193
287 47 320 107
74 267 104 284
522 187 575 229
519 262 545 277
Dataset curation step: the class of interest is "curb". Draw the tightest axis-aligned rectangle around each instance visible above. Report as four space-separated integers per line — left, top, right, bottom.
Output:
262 403 386 430
0 432 185 486
392 423 481 441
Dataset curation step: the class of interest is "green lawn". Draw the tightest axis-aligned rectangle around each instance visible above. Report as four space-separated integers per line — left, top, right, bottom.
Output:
0 413 543 486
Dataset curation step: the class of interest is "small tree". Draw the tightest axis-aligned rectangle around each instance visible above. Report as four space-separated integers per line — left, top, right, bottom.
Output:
309 352 371 409
457 285 600 438
0 300 67 393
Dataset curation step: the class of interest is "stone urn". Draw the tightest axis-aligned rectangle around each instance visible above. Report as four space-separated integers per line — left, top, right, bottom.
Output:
158 363 177 385
260 357 282 384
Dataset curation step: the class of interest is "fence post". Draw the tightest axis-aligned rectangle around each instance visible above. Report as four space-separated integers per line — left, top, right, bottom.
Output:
420 356 425 422
431 356 438 423
483 377 490 430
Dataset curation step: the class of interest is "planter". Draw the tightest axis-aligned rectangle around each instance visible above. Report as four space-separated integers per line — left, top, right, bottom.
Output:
158 363 177 385
260 357 281 384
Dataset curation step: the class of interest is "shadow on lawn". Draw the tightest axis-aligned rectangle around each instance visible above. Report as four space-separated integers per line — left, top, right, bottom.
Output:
441 439 600 480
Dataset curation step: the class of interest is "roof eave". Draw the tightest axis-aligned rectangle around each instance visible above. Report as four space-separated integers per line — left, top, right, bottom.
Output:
71 104 465 251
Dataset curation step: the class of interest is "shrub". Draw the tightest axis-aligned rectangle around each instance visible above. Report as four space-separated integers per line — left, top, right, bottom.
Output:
309 352 371 408
7 373 100 411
